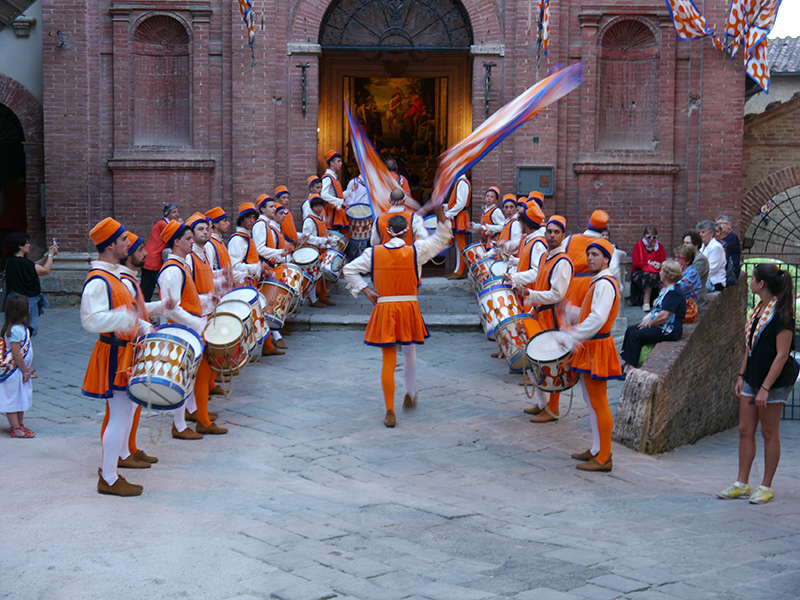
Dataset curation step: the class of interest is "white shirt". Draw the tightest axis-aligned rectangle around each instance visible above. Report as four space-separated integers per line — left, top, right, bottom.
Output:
564 268 617 346
302 215 335 248
80 261 147 335
498 218 523 257
701 237 726 286
301 198 313 220
369 204 429 246
252 215 286 264
156 253 206 332
346 176 369 208
320 169 345 209
510 232 548 286
227 227 262 282
118 264 163 319
444 176 470 220
344 220 452 296
204 233 225 271
526 243 573 307
479 206 506 235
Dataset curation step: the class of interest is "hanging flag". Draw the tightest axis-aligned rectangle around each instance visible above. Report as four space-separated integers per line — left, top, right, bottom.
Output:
664 0 715 40
539 0 550 56
237 0 256 65
424 62 582 213
344 101 420 215
722 0 781 92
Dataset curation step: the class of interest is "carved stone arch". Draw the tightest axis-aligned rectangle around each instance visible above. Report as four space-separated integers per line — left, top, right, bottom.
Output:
130 10 193 41
597 14 660 47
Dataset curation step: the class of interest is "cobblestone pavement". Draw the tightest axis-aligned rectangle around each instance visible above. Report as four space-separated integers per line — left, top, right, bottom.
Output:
2 307 799 600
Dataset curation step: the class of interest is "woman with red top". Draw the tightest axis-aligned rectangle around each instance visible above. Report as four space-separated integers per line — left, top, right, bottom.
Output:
630 225 665 311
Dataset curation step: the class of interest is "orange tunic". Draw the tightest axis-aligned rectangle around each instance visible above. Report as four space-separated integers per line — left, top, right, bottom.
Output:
322 174 350 231
188 251 215 295
498 216 518 244
376 209 415 245
160 258 203 318
207 237 232 270
306 214 328 238
480 206 502 245
268 223 285 250
81 270 139 399
281 210 299 245
564 233 595 307
447 178 471 233
569 275 623 380
364 244 429 347
517 235 546 278
228 232 259 264
532 251 573 330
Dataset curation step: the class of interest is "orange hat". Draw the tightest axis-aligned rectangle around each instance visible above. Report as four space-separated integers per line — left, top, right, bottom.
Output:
324 149 341 164
307 175 321 188
486 186 501 201
520 204 545 229
256 194 271 209
273 185 289 198
528 190 545 208
160 219 187 246
185 212 209 230
587 238 614 261
308 195 325 208
501 193 517 206
587 209 609 232
547 215 567 232
205 206 227 223
90 217 126 250
275 203 287 212
238 202 258 219
125 231 143 256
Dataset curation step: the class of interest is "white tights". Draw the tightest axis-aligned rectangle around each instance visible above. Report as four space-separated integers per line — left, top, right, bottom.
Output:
173 395 192 431
580 377 601 455
401 345 417 397
102 391 138 485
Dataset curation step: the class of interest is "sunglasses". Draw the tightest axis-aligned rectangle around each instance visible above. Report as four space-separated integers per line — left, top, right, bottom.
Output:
646 235 658 240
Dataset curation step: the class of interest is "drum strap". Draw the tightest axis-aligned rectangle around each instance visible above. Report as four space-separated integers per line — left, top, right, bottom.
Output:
100 335 129 347
590 332 611 340
377 295 418 304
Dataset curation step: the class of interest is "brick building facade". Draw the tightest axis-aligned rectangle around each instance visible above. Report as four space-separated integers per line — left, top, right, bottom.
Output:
21 0 745 257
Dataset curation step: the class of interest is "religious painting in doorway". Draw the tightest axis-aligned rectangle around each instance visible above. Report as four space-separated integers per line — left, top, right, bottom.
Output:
343 76 447 193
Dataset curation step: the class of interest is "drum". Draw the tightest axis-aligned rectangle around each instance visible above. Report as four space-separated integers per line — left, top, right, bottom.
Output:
222 286 265 344
299 270 315 300
476 284 522 340
423 215 450 258
525 329 579 392
274 263 305 297
127 324 204 410
293 246 321 281
203 314 248 375
462 241 487 271
216 299 255 357
259 279 294 330
495 314 540 373
471 257 505 288
321 248 346 282
328 230 349 253
345 204 374 241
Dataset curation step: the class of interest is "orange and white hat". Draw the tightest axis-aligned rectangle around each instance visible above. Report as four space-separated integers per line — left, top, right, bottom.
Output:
324 149 341 164
273 185 289 198
185 212 209 230
160 220 187 246
587 238 614 261
90 217 126 251
205 206 227 223
587 209 609 232
125 231 143 256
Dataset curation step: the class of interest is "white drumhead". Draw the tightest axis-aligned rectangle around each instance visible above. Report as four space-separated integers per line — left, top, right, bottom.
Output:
258 292 267 309
423 215 437 231
204 314 244 344
346 204 372 219
526 330 568 361
216 299 252 324
489 260 507 276
222 286 258 306
293 246 320 265
156 324 204 360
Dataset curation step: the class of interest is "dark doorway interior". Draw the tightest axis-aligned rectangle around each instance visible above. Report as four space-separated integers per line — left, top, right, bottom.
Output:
0 103 26 267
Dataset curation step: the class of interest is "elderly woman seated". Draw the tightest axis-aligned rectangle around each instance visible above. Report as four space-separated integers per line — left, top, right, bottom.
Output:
674 244 701 304
621 259 688 369
630 225 665 311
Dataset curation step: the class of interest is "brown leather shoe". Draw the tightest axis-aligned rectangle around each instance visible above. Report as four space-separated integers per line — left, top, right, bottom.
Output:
274 338 288 349
523 405 543 415
209 386 224 396
384 409 396 428
571 449 596 461
280 328 292 336
262 345 286 356
403 393 417 409
97 469 143 497
185 410 198 422
446 272 467 280
530 411 558 423
117 454 151 469
490 351 501 358
196 422 228 435
322 298 336 306
309 300 326 308
133 449 158 464
576 455 613 472
171 424 204 440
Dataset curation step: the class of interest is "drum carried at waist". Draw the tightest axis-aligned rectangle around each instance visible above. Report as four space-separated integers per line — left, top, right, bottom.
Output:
221 286 266 345
476 283 522 340
259 279 294 330
345 204 374 241
495 314 540 373
470 257 507 289
274 263 305 298
127 324 204 410
462 241 488 272
328 230 349 253
215 298 257 362
292 246 321 282
321 248 346 282
525 329 579 392
203 314 248 375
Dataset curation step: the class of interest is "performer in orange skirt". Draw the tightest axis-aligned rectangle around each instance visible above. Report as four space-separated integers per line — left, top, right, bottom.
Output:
555 238 622 472
444 174 471 279
343 205 452 428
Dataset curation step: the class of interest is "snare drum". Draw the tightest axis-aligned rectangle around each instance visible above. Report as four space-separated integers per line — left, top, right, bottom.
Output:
299 270 315 300
293 246 321 281
462 242 487 271
274 263 304 297
345 204 374 241
471 257 505 288
525 329 579 392
204 314 248 375
321 248 346 282
216 299 255 357
495 314 540 373
222 286 265 344
476 284 522 340
127 324 204 410
259 279 294 330
328 230 349 253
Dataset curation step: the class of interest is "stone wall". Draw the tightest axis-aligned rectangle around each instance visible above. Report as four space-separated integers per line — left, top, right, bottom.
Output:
613 279 747 454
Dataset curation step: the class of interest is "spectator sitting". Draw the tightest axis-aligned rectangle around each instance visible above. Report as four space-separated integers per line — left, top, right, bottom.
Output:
3 232 58 337
683 230 709 307
675 244 701 307
630 225 665 312
698 219 726 292
621 259 687 370
716 214 741 281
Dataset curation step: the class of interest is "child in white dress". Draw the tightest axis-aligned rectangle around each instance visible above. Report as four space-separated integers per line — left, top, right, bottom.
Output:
1 295 35 438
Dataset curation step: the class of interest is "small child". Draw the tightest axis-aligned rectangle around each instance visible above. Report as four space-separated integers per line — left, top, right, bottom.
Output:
1 295 35 438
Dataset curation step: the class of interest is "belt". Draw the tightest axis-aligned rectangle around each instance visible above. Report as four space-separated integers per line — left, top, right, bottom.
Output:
100 335 129 347
377 295 418 304
590 332 611 340
573 272 593 277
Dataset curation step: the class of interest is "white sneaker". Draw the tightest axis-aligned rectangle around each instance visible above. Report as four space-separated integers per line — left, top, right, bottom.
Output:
749 485 774 504
642 303 651 312
716 482 750 499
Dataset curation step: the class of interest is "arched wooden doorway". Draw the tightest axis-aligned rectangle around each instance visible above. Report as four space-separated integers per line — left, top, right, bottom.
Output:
317 0 474 194
0 103 26 263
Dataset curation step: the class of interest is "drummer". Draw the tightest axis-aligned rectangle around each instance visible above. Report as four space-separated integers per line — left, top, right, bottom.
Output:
371 188 428 247
556 238 621 472
228 202 268 285
303 196 339 308
563 210 619 308
505 205 547 287
301 175 322 219
204 206 233 286
342 205 452 428
320 149 354 238
81 218 152 496
493 194 522 256
274 186 299 249
472 186 504 248
444 173 471 280
515 215 574 423
253 195 291 268
183 213 228 435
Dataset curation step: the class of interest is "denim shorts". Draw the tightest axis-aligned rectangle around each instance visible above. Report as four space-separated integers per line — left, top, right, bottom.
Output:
741 381 792 404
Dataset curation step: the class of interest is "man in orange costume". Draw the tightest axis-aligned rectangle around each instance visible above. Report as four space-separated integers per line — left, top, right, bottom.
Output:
444 173 471 279
371 188 428 246
472 186 504 248
303 196 339 308
320 149 355 237
343 205 451 428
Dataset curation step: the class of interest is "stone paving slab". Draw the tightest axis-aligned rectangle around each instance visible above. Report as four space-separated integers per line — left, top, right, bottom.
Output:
1 308 799 600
